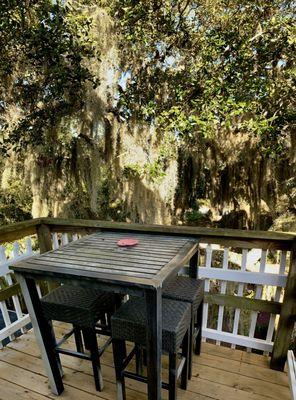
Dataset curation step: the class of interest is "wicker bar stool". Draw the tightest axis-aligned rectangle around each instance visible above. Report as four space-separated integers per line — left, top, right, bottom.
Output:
111 297 191 400
41 284 121 391
163 276 204 378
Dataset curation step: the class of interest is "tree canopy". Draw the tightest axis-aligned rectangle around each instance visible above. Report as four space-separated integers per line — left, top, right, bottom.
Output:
0 0 98 154
1 1 295 156
110 0 295 157
0 0 295 227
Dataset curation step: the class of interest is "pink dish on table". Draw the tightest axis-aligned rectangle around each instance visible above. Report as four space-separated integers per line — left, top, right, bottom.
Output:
117 238 139 247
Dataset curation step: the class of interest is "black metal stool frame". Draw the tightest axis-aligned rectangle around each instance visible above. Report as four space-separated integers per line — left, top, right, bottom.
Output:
112 328 190 400
41 284 122 392
141 278 204 380
187 298 203 379
111 296 192 400
52 317 113 391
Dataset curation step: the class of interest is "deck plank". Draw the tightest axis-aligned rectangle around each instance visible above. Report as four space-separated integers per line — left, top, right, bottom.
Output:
51 323 288 387
0 325 289 400
0 377 51 400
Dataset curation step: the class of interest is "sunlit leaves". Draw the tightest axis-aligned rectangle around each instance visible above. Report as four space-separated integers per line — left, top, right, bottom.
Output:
110 0 296 157
0 0 98 154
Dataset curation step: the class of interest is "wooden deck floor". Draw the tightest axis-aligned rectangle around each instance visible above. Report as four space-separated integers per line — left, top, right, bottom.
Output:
0 322 290 400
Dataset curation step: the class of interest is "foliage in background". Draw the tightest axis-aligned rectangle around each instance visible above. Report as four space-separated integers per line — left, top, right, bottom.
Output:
0 0 295 228
110 0 295 157
0 0 98 154
0 184 32 225
122 130 177 182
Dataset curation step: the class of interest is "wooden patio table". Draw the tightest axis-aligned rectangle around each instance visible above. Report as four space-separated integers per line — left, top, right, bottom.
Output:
10 231 198 400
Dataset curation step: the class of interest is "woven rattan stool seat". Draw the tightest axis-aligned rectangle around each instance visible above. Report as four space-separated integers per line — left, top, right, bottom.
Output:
163 277 204 313
41 285 119 328
111 297 191 353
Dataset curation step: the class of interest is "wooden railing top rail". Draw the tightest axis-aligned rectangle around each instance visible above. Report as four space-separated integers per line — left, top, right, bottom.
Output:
0 217 295 248
0 219 40 243
42 217 296 239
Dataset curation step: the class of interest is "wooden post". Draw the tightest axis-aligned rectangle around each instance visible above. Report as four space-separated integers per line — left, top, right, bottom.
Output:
270 239 296 371
36 224 52 254
36 224 58 292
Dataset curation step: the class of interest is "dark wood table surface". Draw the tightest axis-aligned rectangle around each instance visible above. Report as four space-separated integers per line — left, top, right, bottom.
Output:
11 231 198 400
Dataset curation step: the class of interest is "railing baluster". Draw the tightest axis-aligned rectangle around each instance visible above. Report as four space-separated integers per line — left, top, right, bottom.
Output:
9 243 26 333
231 249 248 349
248 249 267 351
202 244 212 342
265 251 287 347
61 233 69 246
0 246 14 344
0 300 13 346
25 237 33 255
52 233 59 250
216 247 229 345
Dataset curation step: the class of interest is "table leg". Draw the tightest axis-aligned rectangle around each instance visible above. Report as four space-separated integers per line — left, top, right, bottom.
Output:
145 287 162 400
16 274 64 395
189 250 199 279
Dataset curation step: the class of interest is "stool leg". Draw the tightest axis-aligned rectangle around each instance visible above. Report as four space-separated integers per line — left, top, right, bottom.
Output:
84 328 104 391
115 294 123 310
142 347 147 367
188 314 194 379
135 344 143 375
195 301 203 355
169 352 177 400
73 326 84 353
181 329 190 390
82 329 91 351
112 339 127 400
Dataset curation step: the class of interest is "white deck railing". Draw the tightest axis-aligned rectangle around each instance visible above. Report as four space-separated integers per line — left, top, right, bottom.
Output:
199 243 288 352
0 238 36 347
0 233 78 347
0 229 290 356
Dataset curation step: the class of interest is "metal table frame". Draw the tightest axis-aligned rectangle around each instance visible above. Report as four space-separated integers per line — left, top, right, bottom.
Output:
11 232 198 400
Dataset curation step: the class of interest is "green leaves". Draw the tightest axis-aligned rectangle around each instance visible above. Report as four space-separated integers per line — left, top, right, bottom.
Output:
1 0 295 162
0 0 97 154
111 0 296 158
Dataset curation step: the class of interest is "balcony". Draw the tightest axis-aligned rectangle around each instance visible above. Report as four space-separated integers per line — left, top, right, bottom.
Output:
0 218 295 399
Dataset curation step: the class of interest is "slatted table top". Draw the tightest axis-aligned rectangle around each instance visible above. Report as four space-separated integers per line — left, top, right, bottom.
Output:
11 231 198 288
